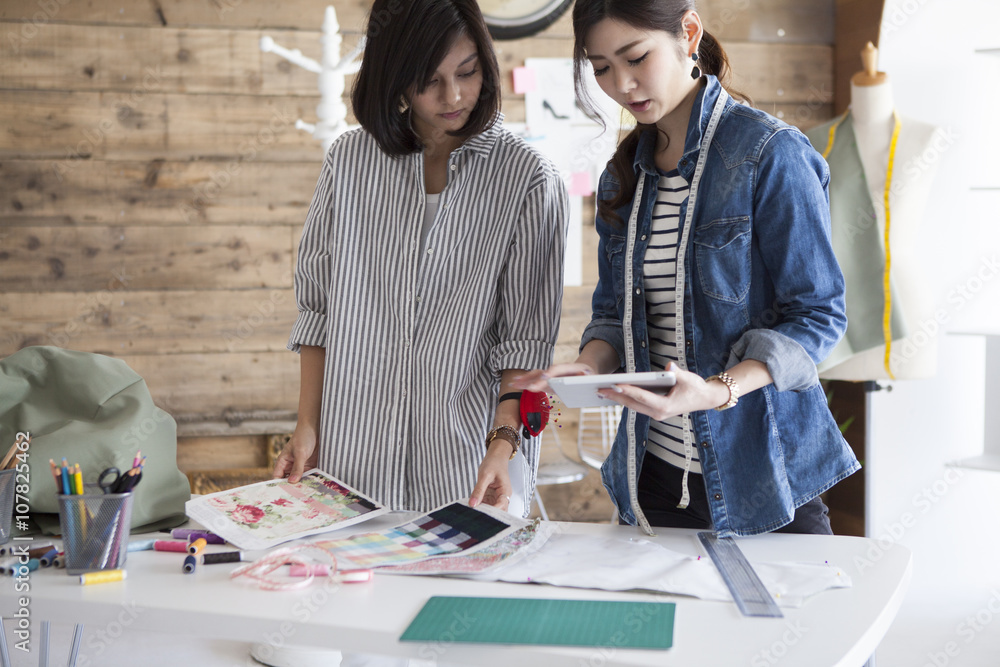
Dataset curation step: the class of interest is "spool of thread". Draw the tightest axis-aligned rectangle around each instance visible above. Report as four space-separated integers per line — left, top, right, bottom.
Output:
127 539 157 553
80 570 127 585
27 544 57 559
171 528 226 544
53 554 66 569
187 538 207 556
153 540 189 553
39 547 60 567
288 564 330 577
183 555 197 574
201 551 244 565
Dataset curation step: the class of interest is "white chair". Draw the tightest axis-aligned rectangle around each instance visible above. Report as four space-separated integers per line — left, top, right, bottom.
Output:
532 426 589 521
576 405 622 523
576 405 622 470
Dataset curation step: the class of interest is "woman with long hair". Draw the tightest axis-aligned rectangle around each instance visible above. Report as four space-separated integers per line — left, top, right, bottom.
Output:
519 0 858 537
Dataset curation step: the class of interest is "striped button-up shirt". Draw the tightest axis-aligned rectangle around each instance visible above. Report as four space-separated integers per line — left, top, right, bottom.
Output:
289 118 568 512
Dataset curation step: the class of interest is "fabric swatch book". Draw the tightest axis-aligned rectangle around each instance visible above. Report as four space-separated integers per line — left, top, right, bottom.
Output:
184 469 387 550
314 501 527 569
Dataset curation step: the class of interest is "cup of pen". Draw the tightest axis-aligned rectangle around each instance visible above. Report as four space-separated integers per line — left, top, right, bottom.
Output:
0 468 16 546
57 484 134 575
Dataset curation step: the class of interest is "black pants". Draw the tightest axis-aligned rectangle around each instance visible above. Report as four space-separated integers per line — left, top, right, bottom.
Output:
634 452 833 535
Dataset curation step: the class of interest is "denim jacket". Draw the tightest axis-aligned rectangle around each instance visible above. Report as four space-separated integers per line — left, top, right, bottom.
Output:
581 76 860 537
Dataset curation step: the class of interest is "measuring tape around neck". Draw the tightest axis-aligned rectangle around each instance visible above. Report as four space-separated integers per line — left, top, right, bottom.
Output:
622 88 730 536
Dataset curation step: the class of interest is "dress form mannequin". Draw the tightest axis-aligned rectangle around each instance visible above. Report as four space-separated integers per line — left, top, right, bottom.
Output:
819 43 943 381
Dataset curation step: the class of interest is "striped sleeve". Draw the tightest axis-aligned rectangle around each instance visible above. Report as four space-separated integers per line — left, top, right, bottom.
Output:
287 151 337 353
488 167 569 374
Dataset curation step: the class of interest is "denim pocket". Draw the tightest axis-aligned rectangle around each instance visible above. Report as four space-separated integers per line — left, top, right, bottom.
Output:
693 216 751 303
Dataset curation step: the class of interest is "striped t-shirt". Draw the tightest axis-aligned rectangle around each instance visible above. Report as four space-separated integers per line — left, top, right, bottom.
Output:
644 169 699 472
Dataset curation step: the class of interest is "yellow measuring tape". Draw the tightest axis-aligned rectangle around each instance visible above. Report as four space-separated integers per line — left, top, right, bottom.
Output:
822 111 901 378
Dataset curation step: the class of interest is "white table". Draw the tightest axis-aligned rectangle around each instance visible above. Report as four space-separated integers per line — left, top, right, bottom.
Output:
1 516 911 667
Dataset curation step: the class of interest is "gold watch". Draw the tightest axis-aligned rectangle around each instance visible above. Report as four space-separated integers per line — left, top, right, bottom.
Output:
706 371 740 411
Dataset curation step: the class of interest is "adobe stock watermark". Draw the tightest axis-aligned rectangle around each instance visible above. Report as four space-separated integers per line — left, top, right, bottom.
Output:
45 267 133 348
51 67 164 182
751 620 809 666
577 604 661 667
223 271 293 351
853 467 965 574
178 109 294 223
886 253 1000 367
922 589 1000 667
702 0 751 38
782 83 833 127
882 0 935 37
5 0 72 55
75 601 146 667
416 610 477 663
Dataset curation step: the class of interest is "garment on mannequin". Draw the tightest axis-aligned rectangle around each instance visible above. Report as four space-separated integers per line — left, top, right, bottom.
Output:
806 42 943 381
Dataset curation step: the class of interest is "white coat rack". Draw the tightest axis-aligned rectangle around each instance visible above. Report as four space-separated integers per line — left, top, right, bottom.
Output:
260 5 365 152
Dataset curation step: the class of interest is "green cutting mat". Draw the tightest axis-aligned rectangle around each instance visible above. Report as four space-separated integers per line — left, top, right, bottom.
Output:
400 596 675 649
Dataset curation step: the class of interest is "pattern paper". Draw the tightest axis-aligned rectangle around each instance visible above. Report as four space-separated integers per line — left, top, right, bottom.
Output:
184 469 387 550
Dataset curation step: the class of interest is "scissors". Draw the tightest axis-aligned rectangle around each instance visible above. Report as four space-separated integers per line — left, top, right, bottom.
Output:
97 467 141 494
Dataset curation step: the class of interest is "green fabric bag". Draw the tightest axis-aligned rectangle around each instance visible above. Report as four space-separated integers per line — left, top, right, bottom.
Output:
0 346 190 534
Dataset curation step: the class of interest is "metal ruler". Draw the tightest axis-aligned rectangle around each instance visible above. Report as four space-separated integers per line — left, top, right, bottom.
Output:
698 531 784 618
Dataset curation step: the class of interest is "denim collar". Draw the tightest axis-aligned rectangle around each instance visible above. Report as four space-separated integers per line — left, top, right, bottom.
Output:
633 75 724 178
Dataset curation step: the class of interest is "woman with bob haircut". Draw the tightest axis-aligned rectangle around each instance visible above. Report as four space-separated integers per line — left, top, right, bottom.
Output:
518 0 859 538
272 0 568 521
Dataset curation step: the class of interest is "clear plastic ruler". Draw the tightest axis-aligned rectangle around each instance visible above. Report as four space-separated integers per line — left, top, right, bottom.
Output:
698 531 783 618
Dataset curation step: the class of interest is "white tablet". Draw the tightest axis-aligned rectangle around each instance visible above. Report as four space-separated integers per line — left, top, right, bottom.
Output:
548 371 676 408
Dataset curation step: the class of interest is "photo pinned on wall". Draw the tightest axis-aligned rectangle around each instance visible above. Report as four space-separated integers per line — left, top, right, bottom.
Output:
184 469 388 550
511 58 636 288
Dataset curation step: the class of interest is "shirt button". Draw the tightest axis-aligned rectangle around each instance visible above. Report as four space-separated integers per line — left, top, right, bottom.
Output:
640 340 646 348
686 340 693 348
450 164 457 171
404 340 410 348
640 234 647 241
701 441 710 448
635 288 641 295
416 296 422 303
713 493 722 501
427 248 434 254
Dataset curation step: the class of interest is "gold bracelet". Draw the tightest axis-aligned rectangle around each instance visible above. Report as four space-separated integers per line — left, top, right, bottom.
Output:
706 371 740 411
486 425 521 461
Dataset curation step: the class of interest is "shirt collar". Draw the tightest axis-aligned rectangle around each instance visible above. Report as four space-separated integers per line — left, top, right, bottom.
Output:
633 75 724 177
459 112 504 159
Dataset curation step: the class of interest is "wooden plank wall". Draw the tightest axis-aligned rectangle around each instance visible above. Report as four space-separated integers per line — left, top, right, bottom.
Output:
0 0 835 521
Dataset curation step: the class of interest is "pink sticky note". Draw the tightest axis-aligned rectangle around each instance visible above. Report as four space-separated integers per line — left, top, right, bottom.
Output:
569 171 593 196
512 66 537 94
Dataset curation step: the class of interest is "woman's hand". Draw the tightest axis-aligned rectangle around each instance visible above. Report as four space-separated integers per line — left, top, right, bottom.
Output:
272 425 320 484
512 362 596 394
597 362 731 421
468 441 515 512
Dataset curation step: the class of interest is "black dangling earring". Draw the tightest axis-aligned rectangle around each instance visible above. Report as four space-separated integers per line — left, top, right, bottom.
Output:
690 52 702 80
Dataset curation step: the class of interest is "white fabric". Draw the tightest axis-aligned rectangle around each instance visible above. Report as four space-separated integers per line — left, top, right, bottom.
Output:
485 529 852 608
